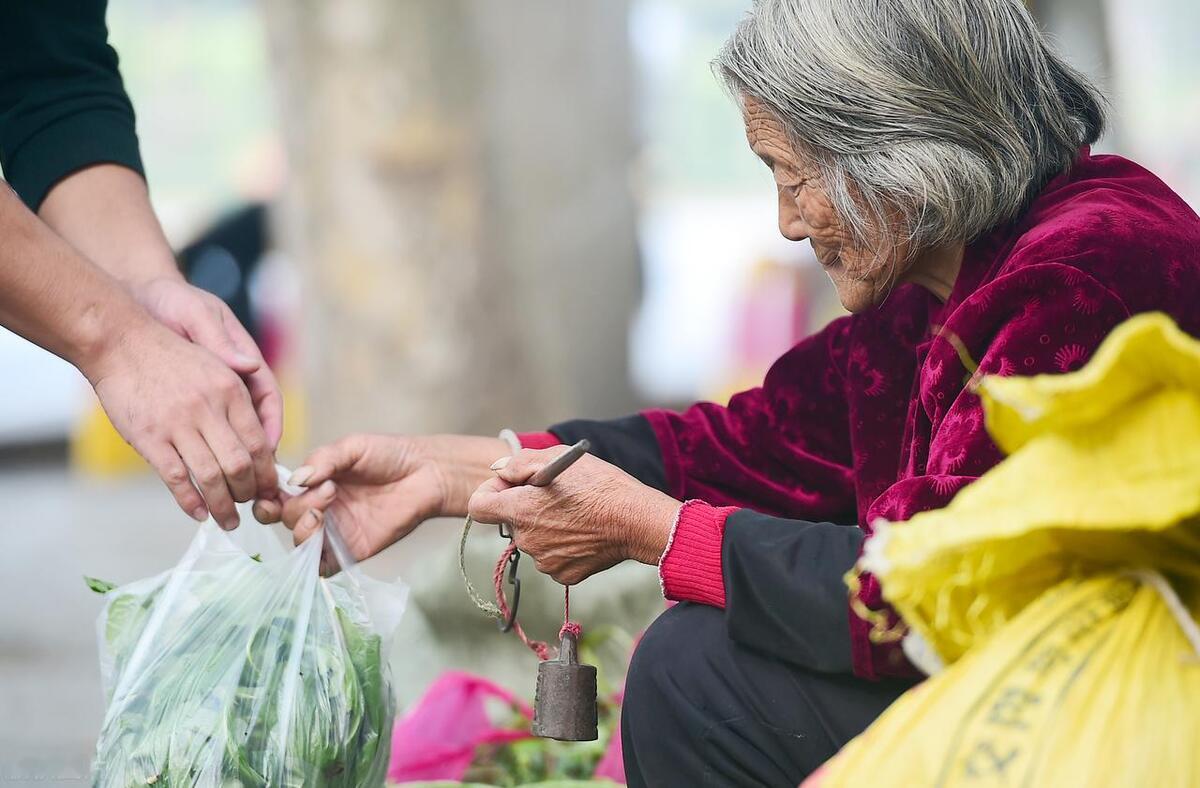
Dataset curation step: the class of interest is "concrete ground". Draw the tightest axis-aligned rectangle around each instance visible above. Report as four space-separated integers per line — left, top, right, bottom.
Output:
0 457 660 784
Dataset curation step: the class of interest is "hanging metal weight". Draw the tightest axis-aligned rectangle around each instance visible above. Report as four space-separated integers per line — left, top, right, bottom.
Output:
532 629 598 741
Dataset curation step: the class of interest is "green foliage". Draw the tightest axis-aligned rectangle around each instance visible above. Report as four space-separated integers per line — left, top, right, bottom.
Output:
84 575 118 594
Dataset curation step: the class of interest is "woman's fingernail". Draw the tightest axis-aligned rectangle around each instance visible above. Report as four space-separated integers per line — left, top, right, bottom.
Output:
316 480 336 497
288 466 314 486
490 456 511 471
191 506 209 522
306 508 324 529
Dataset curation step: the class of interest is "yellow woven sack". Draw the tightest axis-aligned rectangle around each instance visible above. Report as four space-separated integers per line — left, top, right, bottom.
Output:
862 313 1200 664
815 313 1200 786
819 572 1200 787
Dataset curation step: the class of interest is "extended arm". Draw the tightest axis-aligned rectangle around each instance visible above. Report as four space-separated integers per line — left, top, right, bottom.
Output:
0 0 282 513
0 183 276 527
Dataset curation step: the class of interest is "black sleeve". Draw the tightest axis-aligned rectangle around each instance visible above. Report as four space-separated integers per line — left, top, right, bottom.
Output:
722 509 864 674
0 0 144 209
548 414 668 493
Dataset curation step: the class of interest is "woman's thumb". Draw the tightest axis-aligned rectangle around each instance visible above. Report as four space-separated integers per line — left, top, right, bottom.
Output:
493 452 543 486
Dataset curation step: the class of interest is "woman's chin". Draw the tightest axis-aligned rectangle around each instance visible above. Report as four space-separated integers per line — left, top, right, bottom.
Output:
832 282 879 314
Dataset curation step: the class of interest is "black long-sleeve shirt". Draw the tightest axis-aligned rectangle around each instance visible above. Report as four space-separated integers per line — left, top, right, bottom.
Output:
550 415 864 674
0 0 143 209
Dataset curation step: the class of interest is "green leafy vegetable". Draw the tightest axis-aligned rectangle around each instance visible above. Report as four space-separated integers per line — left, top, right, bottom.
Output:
84 575 117 595
91 552 394 786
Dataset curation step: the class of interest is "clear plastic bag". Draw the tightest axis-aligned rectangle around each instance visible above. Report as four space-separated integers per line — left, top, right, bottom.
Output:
91 513 408 786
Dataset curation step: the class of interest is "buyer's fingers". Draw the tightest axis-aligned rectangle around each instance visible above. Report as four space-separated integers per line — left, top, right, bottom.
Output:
223 309 284 448
181 298 261 375
174 430 240 530
201 416 258 505
222 388 278 501
246 366 284 450
146 444 209 522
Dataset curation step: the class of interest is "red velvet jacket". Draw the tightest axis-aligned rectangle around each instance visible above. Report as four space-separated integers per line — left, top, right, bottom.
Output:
533 149 1200 679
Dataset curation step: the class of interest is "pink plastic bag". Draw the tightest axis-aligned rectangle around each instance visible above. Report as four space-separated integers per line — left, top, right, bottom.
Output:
388 670 533 783
592 689 625 783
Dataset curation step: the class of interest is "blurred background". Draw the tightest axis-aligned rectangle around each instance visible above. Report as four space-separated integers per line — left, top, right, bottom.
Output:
0 0 1196 777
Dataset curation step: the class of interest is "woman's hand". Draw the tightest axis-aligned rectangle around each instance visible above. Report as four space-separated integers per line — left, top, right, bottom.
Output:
467 448 681 585
253 433 508 560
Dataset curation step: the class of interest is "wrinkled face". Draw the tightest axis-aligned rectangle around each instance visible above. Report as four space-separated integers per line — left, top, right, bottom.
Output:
743 96 910 313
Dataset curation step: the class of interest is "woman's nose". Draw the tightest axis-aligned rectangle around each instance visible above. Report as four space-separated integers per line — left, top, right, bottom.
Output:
777 189 809 242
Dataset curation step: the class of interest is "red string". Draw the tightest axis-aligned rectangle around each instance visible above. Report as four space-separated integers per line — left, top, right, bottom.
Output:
560 586 581 640
492 543 581 661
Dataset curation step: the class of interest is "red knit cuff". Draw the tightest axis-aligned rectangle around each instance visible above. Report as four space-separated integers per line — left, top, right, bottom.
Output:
517 432 562 450
658 500 737 609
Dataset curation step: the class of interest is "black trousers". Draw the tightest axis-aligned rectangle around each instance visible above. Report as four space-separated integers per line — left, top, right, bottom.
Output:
621 603 917 787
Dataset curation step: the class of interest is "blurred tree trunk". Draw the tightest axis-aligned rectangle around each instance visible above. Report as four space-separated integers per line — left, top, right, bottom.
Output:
263 0 640 443
261 4 656 709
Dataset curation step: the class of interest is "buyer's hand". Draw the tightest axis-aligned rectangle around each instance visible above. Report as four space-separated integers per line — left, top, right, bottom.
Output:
467 448 680 585
84 315 278 529
134 276 283 448
38 164 283 453
253 433 509 560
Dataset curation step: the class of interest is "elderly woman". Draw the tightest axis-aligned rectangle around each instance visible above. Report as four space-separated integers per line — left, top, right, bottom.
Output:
257 0 1200 784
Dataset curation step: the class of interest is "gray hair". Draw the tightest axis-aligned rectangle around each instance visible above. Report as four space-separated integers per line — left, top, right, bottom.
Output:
714 0 1105 251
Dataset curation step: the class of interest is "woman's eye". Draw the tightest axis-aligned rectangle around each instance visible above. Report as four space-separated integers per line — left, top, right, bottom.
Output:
778 178 804 195
775 168 806 187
